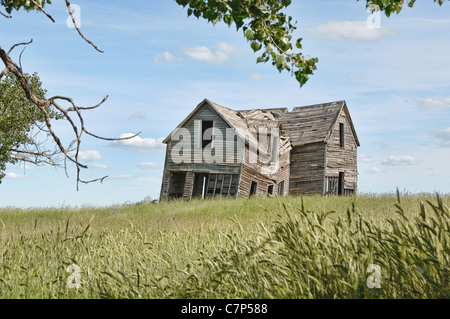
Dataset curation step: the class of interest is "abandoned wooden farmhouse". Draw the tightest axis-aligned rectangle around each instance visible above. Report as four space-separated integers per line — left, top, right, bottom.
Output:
160 99 359 200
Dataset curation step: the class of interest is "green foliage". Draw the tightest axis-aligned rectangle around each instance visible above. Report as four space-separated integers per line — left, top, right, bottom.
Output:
175 0 318 87
1 0 447 86
0 72 59 182
0 194 448 298
1 0 52 14
364 0 447 17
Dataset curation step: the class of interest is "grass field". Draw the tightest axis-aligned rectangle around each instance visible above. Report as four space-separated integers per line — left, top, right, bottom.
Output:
0 192 448 299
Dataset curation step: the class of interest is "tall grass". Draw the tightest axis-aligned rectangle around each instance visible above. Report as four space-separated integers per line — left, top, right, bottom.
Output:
0 193 448 298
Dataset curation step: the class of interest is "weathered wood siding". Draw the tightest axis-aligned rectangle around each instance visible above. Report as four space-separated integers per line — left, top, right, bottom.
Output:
237 164 274 198
288 143 326 195
166 103 243 166
325 108 358 192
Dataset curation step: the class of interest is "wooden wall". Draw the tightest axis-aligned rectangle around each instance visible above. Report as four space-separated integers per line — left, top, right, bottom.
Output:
325 108 358 192
288 143 326 195
165 103 243 166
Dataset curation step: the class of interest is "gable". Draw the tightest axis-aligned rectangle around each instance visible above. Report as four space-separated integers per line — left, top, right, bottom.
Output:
280 100 359 147
162 99 231 144
280 101 343 147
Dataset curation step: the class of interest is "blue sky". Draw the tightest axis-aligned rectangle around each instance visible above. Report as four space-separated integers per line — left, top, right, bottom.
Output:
1 0 449 208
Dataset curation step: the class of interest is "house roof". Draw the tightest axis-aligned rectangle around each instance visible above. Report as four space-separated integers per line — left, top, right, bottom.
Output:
163 99 359 148
280 100 360 147
162 98 260 147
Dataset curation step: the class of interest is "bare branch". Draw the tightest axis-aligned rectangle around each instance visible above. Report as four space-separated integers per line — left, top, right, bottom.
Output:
65 0 103 53
0 10 11 18
1 42 137 190
84 130 142 141
30 0 55 23
79 175 108 185
7 39 33 56
10 148 61 167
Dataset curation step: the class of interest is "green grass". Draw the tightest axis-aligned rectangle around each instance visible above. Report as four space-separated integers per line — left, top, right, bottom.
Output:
0 193 448 298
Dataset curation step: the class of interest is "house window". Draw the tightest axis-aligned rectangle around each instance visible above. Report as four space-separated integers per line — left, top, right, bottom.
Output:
278 180 285 196
339 123 345 148
202 121 213 149
268 185 274 195
250 181 258 196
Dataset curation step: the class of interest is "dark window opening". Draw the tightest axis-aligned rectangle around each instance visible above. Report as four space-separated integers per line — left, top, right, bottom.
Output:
202 121 213 149
338 172 344 196
339 123 345 148
268 185 274 195
168 172 186 200
192 173 209 199
250 181 258 196
278 180 285 196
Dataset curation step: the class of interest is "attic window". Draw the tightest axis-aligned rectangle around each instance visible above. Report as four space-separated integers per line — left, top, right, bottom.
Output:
339 123 345 148
202 121 213 148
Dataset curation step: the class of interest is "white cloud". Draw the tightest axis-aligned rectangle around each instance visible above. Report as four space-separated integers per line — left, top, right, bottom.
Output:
367 167 382 174
310 21 393 41
5 172 26 179
130 112 146 119
359 154 373 163
183 43 236 64
19 164 34 170
382 155 420 166
154 51 174 63
112 133 165 153
346 75 362 82
78 150 102 162
90 163 112 170
430 127 450 147
251 73 263 80
413 98 450 110
138 162 159 169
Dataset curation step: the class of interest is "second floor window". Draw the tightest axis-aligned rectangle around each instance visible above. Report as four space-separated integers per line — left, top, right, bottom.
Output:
202 121 213 149
339 123 345 148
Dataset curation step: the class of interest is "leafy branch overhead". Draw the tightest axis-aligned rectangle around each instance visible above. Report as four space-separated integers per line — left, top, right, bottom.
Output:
364 0 447 17
176 0 318 87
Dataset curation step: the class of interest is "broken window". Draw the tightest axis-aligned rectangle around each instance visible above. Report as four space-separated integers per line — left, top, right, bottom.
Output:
268 185 274 195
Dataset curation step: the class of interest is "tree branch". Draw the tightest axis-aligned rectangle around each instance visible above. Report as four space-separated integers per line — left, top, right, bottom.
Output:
30 0 55 23
0 41 137 190
0 10 11 18
65 0 103 53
